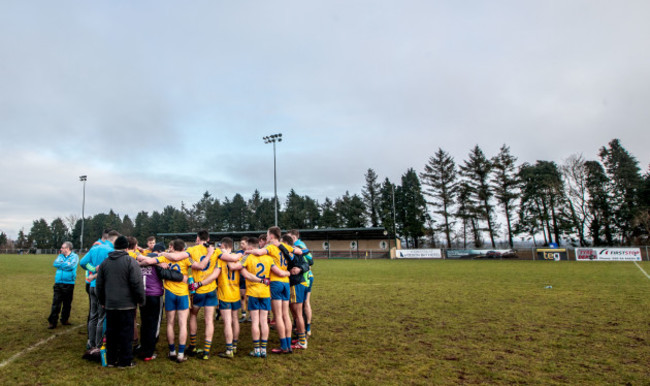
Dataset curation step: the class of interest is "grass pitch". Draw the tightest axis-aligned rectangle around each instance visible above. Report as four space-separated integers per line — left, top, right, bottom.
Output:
0 255 649 385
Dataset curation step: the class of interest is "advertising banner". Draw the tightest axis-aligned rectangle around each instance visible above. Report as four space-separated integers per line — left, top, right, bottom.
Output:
445 249 519 259
536 249 568 261
575 248 641 261
395 249 443 259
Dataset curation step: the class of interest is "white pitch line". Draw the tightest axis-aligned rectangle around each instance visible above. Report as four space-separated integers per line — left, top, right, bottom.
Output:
0 324 83 369
634 261 650 280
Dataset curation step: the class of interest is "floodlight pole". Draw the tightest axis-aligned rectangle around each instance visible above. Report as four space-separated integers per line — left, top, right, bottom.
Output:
79 175 87 251
392 184 397 248
273 140 278 226
263 133 282 226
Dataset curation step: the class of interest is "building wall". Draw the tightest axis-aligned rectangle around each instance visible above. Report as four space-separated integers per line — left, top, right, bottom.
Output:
298 238 400 251
232 238 400 252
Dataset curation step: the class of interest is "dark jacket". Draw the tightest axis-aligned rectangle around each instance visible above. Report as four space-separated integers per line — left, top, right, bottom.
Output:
96 250 145 310
279 244 310 286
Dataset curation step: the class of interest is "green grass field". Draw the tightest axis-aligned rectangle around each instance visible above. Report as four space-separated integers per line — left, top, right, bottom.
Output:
0 255 649 385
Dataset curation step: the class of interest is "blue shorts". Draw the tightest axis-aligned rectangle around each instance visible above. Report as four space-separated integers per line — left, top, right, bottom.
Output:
306 276 314 293
193 290 218 308
248 296 271 311
270 281 290 301
290 284 306 304
218 300 242 310
239 280 246 290
165 289 189 311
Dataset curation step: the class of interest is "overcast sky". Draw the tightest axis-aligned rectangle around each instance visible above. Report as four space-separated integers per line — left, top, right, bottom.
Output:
1 1 649 239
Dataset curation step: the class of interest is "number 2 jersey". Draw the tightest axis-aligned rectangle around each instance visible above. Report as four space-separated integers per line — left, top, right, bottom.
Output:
243 254 275 298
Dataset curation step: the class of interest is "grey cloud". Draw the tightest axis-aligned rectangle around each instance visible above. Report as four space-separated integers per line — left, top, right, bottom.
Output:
1 0 649 238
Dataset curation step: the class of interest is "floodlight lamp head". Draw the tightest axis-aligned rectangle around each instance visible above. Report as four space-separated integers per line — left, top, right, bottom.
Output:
79 175 87 181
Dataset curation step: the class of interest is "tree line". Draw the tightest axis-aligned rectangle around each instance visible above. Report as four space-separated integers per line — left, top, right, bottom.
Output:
3 138 649 251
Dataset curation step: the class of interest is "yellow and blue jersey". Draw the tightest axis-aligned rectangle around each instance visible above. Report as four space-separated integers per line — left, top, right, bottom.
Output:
266 243 291 283
244 254 274 298
186 244 209 268
217 257 240 302
127 251 138 259
192 247 221 295
156 255 192 296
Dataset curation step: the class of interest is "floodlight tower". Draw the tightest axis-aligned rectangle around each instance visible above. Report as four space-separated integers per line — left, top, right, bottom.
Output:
263 133 282 226
79 175 87 251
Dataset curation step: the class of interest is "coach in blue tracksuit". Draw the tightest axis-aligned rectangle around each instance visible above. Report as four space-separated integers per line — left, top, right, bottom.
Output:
48 241 79 329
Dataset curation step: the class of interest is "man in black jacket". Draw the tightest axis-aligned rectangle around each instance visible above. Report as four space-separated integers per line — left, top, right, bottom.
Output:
96 235 145 368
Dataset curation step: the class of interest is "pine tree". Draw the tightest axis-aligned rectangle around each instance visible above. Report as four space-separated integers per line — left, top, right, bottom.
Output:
599 139 642 244
460 145 497 247
248 190 275 231
320 197 339 228
378 178 397 238
456 181 481 247
120 215 135 236
420 148 457 248
0 232 7 248
634 167 650 243
282 189 305 229
584 160 613 245
16 228 29 249
491 145 519 248
400 168 428 248
50 218 69 249
362 169 381 227
335 192 366 228
518 161 569 246
303 196 321 229
29 219 51 250
134 211 153 243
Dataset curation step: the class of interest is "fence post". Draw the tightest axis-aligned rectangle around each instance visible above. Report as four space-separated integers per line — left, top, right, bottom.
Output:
532 247 536 261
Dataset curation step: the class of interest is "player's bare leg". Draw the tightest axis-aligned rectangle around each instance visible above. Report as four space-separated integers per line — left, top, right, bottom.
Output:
218 308 236 358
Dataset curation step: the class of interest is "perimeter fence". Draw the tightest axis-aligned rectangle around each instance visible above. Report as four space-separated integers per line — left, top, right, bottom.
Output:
2 246 649 262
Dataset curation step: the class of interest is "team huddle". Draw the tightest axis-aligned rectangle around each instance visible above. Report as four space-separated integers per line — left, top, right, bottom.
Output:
55 226 314 368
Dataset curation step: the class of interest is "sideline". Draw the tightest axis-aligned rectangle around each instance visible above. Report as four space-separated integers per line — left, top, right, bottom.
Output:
0 324 84 369
634 261 650 280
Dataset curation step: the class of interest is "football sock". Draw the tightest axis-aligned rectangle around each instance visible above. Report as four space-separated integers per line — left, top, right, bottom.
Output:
226 343 234 353
299 333 306 346
189 334 197 348
179 344 186 355
306 323 311 333
253 340 260 354
280 337 287 350
168 344 175 353
204 340 212 354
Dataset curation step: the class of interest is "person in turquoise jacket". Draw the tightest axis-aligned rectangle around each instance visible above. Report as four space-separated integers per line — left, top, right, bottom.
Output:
48 241 79 329
79 230 119 354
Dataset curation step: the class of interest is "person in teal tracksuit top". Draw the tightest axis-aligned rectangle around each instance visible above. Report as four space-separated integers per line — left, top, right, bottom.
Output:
47 241 79 329
79 230 119 355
